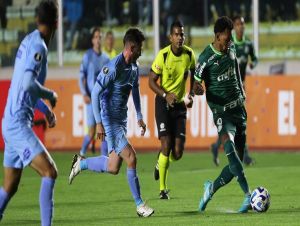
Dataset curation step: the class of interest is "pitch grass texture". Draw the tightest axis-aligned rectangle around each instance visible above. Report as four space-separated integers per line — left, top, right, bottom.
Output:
0 152 300 226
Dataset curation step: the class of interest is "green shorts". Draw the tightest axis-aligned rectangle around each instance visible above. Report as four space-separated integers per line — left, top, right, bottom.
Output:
213 106 247 137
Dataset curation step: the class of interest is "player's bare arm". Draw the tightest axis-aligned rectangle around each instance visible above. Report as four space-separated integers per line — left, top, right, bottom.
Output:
148 71 178 107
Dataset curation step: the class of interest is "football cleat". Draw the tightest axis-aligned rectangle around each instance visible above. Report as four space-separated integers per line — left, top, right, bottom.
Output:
159 190 170 200
211 143 220 166
199 180 213 212
137 203 154 217
238 194 252 213
68 154 82 185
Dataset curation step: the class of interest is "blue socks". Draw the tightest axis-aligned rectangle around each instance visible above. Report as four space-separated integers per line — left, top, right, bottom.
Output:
101 141 108 156
80 156 108 173
40 177 55 226
0 188 10 219
127 168 143 206
80 135 91 156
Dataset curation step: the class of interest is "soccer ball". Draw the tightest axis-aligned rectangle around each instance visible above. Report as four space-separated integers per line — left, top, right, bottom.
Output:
250 186 271 212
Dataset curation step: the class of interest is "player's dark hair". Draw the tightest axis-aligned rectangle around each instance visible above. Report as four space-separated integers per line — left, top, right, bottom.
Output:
123 28 145 46
170 20 184 34
232 15 243 23
214 16 233 34
91 27 101 40
36 0 58 27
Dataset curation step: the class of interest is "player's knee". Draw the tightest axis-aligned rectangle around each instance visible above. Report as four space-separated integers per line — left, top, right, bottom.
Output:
109 167 120 175
43 166 58 179
172 150 183 160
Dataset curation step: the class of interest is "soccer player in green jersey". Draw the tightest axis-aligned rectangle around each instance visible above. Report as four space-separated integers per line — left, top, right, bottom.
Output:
211 15 257 166
194 16 251 213
149 20 196 199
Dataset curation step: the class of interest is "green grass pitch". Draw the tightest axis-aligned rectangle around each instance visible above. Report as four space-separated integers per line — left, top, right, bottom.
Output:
0 151 300 226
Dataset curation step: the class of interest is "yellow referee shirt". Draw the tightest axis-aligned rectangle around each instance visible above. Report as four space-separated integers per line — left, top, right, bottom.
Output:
151 45 196 102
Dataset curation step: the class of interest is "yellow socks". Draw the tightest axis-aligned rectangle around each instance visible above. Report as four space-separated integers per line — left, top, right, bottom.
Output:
158 153 169 191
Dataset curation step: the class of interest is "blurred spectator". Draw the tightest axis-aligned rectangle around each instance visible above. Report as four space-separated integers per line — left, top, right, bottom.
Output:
103 30 117 59
64 0 83 50
0 0 7 41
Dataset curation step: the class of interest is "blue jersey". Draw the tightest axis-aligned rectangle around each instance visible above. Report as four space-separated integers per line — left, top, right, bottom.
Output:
79 49 110 97
91 53 143 124
3 29 48 126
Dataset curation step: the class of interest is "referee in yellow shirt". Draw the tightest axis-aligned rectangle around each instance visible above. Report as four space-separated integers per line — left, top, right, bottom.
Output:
149 20 196 199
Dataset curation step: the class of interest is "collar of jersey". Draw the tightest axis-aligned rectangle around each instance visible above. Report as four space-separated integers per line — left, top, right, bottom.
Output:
209 44 223 56
233 33 245 45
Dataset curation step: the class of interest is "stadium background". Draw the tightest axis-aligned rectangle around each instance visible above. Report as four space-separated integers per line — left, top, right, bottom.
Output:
1 0 300 151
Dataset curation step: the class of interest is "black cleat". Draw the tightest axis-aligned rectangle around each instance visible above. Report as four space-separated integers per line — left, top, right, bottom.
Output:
159 190 170 200
154 163 159 181
211 144 220 166
243 156 255 166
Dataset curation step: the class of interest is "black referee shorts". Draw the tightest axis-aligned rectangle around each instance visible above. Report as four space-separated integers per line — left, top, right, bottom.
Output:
155 95 187 141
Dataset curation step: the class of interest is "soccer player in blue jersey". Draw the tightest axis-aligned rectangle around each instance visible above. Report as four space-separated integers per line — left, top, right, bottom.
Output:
68 28 154 217
0 1 58 225
78 27 110 157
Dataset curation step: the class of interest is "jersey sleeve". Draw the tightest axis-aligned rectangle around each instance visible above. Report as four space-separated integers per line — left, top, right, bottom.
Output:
194 53 207 82
24 43 46 76
189 49 196 70
151 51 164 75
79 53 88 95
249 42 258 67
96 65 116 90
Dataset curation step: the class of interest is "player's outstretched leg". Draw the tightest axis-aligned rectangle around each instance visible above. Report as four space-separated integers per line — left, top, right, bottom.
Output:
224 140 251 213
211 137 221 166
68 154 109 184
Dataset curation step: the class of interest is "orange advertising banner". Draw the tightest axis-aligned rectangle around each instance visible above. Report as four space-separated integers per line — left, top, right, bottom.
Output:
44 76 300 150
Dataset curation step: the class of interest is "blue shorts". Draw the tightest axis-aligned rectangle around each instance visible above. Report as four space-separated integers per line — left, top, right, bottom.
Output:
86 103 96 127
2 121 46 169
103 121 129 155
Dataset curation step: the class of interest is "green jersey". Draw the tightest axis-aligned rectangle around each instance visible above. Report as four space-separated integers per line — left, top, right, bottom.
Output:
194 43 245 113
233 34 258 81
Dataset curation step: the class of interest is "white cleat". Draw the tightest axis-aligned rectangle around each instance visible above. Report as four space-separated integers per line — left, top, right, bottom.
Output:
68 154 82 185
136 203 154 217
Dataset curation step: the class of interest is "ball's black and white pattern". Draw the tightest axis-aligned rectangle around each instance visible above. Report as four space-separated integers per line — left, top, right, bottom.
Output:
250 186 271 212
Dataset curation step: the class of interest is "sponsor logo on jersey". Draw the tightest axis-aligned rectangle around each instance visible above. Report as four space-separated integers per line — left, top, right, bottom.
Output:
217 66 236 82
213 61 219 66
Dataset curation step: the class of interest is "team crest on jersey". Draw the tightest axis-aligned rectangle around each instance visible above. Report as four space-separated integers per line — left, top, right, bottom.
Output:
155 64 161 71
34 53 42 62
103 67 109 74
229 50 235 60
244 46 249 54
